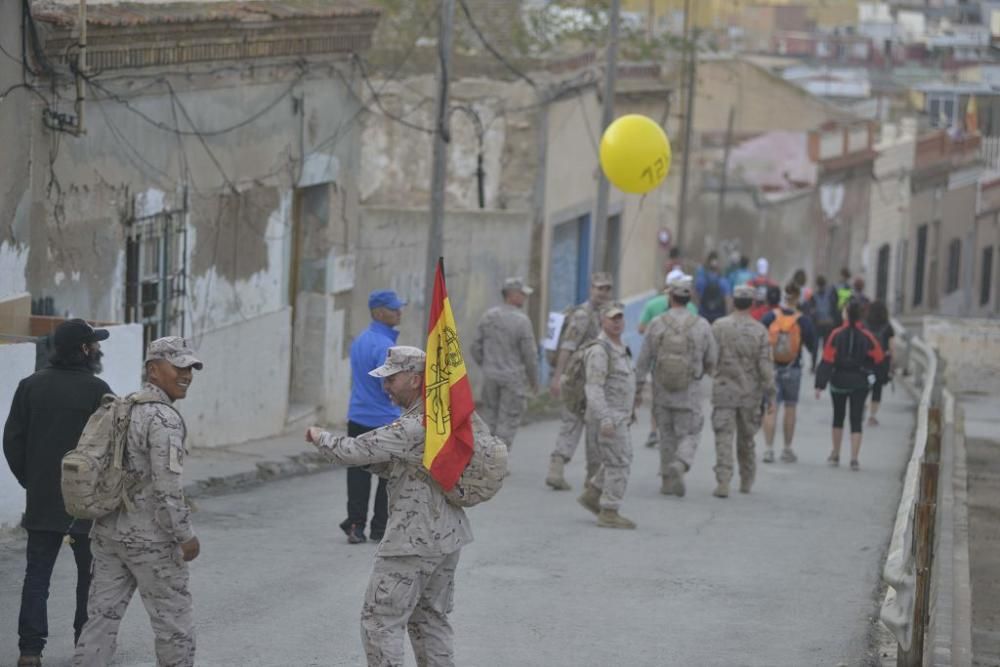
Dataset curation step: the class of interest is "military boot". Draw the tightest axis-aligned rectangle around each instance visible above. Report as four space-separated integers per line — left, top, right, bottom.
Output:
545 456 571 491
739 478 753 494
597 508 637 529
17 657 42 667
659 473 675 495
668 461 687 497
712 481 730 498
585 462 600 485
577 485 601 515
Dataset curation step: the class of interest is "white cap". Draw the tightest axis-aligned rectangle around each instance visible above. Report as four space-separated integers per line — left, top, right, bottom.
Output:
665 267 685 286
756 257 769 276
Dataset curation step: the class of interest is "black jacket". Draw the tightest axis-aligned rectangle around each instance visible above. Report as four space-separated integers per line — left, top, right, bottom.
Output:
3 364 112 533
815 323 886 393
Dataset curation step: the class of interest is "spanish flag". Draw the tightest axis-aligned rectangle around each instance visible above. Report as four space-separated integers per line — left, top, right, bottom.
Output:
424 258 476 490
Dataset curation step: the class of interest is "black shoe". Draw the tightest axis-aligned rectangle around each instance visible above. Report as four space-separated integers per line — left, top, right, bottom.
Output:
339 519 366 544
369 530 385 542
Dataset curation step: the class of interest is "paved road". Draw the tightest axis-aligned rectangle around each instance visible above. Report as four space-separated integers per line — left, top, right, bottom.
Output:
0 385 914 667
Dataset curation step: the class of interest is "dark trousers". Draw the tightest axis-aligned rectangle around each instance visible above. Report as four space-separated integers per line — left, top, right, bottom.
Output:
831 388 869 434
18 529 92 656
345 420 389 534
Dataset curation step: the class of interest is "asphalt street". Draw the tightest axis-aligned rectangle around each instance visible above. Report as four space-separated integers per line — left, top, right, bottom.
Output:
0 385 914 667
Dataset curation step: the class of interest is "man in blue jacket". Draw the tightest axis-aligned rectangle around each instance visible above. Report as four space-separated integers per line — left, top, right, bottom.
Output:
341 290 406 543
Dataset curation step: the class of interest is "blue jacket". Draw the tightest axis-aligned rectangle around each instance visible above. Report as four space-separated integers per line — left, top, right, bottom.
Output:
347 321 401 428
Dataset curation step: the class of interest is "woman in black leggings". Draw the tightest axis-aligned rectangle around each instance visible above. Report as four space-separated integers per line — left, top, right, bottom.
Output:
814 300 886 471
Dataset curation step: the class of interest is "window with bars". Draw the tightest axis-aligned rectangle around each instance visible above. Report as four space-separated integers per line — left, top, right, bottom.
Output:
124 210 187 351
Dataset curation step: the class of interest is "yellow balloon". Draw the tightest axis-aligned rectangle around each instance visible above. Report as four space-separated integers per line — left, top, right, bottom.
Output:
599 114 672 194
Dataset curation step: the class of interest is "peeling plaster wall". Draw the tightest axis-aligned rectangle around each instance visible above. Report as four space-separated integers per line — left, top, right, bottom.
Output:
0 2 33 302
3 60 363 447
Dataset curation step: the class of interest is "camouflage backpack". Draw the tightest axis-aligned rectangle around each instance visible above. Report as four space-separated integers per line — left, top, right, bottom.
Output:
61 390 177 520
653 314 699 392
439 412 509 508
560 340 611 417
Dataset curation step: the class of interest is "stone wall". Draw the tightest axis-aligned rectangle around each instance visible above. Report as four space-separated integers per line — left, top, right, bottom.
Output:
923 317 1000 395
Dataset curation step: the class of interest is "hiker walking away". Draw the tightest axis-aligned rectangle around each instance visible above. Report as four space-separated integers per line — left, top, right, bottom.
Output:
760 283 817 464
863 300 894 427
546 272 614 491
695 251 732 324
637 270 697 450
635 275 717 498
4 319 112 667
709 285 776 497
73 337 204 667
471 277 539 449
815 300 886 471
804 275 841 373
576 303 638 529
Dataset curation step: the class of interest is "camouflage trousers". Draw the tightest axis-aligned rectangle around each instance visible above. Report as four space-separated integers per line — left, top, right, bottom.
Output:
361 550 460 667
652 404 705 475
586 419 633 511
712 406 762 485
479 378 528 448
72 535 194 667
551 406 598 471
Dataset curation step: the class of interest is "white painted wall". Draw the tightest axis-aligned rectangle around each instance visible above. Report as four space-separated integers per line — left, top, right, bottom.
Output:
0 241 28 301
0 342 40 529
97 324 144 396
181 307 292 448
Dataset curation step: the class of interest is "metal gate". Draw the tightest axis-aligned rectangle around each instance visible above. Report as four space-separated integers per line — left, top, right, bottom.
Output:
124 208 187 351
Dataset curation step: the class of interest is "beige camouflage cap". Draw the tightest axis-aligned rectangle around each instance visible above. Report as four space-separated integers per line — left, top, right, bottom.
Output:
502 277 534 295
591 271 613 287
600 301 626 318
667 274 694 297
733 284 755 299
369 345 426 378
145 336 204 370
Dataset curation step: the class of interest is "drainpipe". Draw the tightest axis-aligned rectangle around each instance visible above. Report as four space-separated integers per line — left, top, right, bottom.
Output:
72 0 86 136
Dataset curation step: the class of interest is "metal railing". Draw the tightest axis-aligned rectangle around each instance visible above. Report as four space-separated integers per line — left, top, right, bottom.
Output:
881 319 944 666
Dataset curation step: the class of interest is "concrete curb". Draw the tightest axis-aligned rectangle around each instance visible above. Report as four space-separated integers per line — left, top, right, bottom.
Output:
184 450 339 500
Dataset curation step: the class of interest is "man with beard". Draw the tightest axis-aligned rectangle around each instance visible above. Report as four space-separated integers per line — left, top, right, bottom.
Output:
306 346 475 666
4 319 112 667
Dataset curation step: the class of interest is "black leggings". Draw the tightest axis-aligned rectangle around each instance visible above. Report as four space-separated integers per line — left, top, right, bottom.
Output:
871 380 884 403
831 388 868 434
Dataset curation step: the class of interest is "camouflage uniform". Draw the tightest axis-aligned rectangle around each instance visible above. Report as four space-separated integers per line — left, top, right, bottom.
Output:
74 338 203 667
312 346 473 667
711 308 776 493
583 332 636 511
471 301 538 448
551 300 602 472
636 303 717 491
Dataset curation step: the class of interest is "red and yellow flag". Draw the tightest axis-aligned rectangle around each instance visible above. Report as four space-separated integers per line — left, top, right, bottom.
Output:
424 258 476 490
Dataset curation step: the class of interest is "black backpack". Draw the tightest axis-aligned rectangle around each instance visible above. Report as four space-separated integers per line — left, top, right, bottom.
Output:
701 275 726 321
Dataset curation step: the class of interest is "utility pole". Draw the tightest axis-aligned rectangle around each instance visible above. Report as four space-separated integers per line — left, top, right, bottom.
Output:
425 0 456 321
676 22 698 255
715 106 735 252
593 0 621 276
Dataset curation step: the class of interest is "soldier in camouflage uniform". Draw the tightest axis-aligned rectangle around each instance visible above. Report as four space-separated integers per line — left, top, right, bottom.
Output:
470 277 539 449
576 303 638 529
73 337 203 667
635 276 718 498
710 285 776 497
306 346 474 667
545 272 614 491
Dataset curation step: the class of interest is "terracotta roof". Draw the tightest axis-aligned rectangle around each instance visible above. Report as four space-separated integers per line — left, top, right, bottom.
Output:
32 0 379 28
